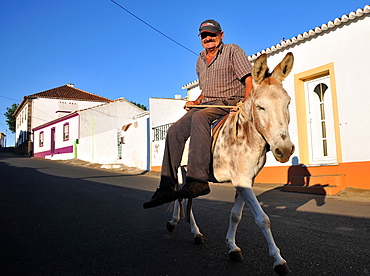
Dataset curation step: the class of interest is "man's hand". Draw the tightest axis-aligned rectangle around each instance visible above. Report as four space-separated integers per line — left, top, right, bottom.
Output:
184 100 200 111
243 75 253 101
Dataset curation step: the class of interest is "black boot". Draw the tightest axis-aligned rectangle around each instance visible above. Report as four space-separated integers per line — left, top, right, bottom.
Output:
143 188 175 209
174 181 210 199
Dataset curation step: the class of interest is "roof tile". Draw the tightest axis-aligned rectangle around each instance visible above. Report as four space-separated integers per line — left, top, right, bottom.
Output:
27 84 112 102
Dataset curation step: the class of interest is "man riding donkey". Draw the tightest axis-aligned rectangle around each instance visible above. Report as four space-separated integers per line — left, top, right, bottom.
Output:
144 19 253 209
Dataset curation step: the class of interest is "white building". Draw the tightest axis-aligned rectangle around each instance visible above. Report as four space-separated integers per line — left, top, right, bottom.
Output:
77 98 148 168
0 132 6 147
33 98 150 170
149 97 187 171
13 84 112 155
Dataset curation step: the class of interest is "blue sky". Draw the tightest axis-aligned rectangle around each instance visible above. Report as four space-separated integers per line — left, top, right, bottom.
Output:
0 0 369 146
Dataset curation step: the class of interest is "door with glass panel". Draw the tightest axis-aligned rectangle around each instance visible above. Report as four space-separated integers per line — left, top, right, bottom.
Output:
305 75 337 164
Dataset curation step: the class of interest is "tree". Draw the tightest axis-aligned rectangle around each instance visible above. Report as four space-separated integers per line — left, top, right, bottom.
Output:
4 103 18 133
131 101 147 111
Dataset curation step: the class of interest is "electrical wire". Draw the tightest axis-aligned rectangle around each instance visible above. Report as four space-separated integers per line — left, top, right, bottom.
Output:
0 95 20 102
110 0 198 56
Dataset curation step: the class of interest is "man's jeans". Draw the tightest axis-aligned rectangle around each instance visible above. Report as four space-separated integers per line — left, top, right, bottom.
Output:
159 99 239 189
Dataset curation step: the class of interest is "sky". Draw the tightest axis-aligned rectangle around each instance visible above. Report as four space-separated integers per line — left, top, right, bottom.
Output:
0 0 369 146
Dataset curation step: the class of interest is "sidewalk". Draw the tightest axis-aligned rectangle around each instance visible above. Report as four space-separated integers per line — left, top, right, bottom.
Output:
2 148 369 202
55 157 370 201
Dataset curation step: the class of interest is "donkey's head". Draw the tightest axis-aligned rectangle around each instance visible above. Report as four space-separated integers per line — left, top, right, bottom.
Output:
251 52 295 163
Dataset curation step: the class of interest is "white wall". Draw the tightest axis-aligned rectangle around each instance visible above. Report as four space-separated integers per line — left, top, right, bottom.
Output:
187 86 202 101
0 134 5 147
77 99 146 165
149 98 187 167
120 115 150 170
15 102 30 146
31 98 106 129
149 98 187 128
264 14 370 164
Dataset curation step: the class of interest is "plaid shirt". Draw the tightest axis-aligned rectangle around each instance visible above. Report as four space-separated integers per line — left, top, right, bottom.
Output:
196 43 252 103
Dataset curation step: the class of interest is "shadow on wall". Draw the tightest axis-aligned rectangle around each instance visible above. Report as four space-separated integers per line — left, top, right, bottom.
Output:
283 156 327 198
286 156 311 186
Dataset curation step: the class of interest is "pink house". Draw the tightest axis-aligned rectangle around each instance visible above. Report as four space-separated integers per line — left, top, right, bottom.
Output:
33 112 79 159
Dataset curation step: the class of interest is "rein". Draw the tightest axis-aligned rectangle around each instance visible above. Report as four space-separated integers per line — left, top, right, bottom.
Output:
232 102 249 141
185 104 238 109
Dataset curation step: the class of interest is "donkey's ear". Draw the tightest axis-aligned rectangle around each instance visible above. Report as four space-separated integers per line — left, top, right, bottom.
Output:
252 53 268 85
271 52 294 82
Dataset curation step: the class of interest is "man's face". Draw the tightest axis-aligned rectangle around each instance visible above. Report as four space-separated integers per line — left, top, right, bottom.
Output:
200 31 224 51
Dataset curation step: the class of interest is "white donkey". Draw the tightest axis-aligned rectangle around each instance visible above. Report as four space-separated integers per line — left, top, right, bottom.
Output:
167 52 295 276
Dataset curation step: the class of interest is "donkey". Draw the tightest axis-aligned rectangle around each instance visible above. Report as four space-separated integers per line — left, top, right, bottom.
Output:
167 52 295 276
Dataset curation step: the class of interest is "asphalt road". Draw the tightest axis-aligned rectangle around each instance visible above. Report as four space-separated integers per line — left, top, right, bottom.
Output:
1 150 369 276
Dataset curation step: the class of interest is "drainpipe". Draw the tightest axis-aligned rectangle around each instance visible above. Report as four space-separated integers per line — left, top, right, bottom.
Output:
73 139 78 158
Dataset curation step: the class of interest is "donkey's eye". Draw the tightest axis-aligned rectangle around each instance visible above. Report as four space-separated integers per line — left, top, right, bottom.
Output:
257 105 265 111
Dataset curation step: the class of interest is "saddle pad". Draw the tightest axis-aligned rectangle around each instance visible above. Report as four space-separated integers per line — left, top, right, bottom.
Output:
211 114 230 152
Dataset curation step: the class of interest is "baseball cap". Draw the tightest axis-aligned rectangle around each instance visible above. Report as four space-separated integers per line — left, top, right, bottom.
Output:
199 19 222 34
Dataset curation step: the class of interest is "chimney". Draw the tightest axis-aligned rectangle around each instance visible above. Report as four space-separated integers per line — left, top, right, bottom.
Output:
174 94 182 99
66 83 74 87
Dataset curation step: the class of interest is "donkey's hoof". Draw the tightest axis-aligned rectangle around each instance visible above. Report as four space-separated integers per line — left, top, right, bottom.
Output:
274 262 291 276
194 234 204 245
166 222 176 232
229 250 243 262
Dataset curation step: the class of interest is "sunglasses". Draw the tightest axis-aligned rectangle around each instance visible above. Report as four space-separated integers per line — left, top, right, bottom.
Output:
199 32 219 39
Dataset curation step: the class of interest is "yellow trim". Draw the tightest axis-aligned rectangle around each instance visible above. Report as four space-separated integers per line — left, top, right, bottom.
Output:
294 63 342 164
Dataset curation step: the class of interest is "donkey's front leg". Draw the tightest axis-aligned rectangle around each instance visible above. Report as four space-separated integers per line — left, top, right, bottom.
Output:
238 187 291 276
226 189 245 261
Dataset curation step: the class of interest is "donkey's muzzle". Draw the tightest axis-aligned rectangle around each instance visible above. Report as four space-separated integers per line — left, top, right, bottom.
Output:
273 143 295 163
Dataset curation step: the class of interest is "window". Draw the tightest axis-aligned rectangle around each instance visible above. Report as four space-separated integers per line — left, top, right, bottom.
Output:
313 83 329 156
63 123 69 141
152 123 173 141
39 132 44 147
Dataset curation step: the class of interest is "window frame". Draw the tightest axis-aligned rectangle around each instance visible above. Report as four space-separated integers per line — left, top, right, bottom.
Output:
63 123 69 141
39 131 44 147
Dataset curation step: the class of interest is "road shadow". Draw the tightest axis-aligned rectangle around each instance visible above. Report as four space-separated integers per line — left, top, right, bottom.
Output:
256 185 326 213
1 154 369 276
